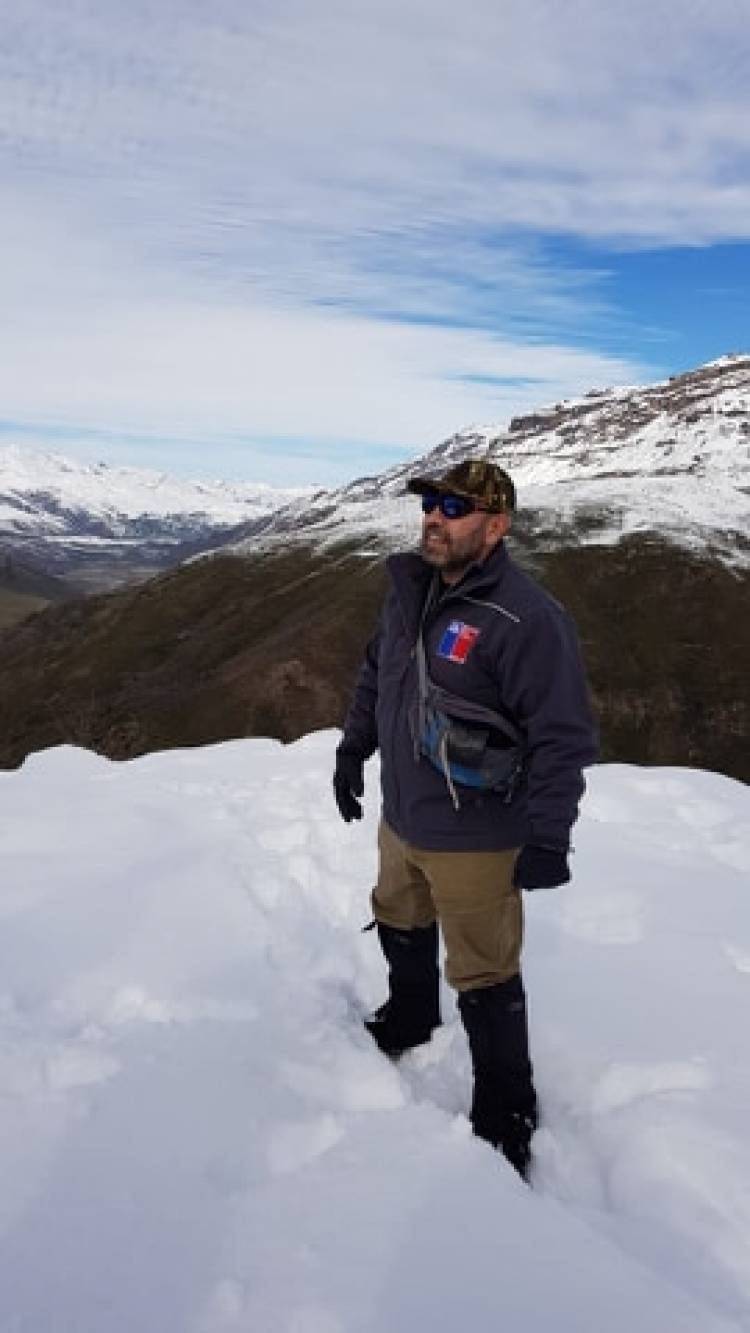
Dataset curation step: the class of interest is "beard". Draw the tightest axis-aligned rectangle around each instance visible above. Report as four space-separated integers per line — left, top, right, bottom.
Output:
419 520 490 576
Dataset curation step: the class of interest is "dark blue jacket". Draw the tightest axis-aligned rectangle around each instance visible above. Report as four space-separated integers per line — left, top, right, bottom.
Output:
341 541 598 852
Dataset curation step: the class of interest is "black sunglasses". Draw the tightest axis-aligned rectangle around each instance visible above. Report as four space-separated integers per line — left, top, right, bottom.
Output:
421 491 485 520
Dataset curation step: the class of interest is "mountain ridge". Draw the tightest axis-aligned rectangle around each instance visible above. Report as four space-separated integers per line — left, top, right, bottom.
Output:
2 354 748 586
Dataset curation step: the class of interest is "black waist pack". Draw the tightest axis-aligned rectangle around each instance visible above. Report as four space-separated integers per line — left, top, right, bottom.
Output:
412 633 526 810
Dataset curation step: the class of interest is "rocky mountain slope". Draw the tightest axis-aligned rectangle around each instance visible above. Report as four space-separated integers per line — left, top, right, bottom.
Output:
0 445 315 591
0 356 747 779
234 354 750 566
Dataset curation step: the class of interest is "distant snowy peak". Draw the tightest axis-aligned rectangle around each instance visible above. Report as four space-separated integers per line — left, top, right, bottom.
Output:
242 355 750 567
0 444 315 538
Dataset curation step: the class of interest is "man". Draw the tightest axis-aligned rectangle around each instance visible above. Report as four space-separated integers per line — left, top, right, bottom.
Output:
333 459 598 1178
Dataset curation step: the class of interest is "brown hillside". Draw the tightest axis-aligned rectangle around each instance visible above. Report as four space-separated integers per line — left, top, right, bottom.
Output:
0 589 50 631
0 537 747 782
0 551 73 629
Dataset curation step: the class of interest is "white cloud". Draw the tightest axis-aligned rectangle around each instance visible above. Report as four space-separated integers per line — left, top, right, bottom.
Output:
4 0 749 243
0 197 645 483
1 0 748 479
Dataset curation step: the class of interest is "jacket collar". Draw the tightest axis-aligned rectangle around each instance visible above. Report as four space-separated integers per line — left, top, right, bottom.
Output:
387 540 510 632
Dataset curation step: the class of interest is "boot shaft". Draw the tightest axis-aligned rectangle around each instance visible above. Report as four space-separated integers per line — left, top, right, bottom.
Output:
376 921 440 1004
366 921 441 1057
458 975 537 1174
458 974 533 1081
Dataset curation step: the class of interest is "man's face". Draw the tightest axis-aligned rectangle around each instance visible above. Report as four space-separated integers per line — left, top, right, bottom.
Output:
420 498 509 580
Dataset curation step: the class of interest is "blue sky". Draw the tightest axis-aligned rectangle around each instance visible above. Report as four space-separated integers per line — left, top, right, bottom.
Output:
1 0 749 485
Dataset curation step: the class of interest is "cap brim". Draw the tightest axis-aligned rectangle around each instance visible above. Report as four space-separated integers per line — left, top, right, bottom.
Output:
406 475 449 497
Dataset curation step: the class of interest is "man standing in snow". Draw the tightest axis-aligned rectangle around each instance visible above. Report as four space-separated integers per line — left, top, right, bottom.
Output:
333 459 598 1178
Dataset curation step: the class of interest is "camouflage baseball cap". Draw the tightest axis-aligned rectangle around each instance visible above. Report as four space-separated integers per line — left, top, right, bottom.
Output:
407 459 516 513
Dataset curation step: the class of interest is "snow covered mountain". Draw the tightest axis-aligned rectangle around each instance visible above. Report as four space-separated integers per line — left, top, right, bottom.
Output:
237 354 750 567
2 735 749 1331
3 355 748 589
0 444 315 589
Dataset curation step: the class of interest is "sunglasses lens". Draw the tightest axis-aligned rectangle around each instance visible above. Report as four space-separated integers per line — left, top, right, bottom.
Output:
441 494 472 519
421 492 440 514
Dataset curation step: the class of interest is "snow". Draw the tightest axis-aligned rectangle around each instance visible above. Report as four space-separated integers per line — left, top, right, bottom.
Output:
0 443 315 534
1 735 749 1331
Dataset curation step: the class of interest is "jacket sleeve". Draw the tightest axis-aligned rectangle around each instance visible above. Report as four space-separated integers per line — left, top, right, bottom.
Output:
497 604 599 849
338 622 381 761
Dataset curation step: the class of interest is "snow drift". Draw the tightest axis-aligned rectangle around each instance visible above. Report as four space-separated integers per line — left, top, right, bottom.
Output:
1 734 749 1331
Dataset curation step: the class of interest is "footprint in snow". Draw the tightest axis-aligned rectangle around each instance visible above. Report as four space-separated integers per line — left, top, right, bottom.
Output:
722 942 750 974
256 821 310 854
560 889 644 945
267 1114 344 1175
590 1059 712 1115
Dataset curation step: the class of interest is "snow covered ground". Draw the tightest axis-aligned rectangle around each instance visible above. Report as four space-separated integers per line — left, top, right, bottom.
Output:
1 734 749 1332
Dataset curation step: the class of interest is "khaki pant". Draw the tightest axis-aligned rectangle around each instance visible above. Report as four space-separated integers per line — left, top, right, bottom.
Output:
371 820 523 992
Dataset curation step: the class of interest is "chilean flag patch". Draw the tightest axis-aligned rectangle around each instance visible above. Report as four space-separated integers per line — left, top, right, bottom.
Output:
437 620 481 663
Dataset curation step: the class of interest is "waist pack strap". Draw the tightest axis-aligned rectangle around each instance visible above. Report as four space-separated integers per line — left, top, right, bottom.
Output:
414 626 429 761
437 727 461 811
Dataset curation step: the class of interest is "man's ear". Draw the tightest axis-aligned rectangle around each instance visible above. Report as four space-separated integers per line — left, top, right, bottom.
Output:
488 511 512 542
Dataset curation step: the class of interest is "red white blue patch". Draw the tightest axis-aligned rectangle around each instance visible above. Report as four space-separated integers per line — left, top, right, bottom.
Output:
437 620 480 663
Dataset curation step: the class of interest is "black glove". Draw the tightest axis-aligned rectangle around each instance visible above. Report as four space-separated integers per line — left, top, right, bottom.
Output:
333 749 365 822
513 845 570 891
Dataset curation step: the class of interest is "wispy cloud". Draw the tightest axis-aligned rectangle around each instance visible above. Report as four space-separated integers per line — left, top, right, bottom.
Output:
0 198 645 482
6 0 748 242
1 0 748 479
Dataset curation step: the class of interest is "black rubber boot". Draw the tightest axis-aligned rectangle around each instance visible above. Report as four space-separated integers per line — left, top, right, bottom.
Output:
458 975 538 1180
365 921 441 1058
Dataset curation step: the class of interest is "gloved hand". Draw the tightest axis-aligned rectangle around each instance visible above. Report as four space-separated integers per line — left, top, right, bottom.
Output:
333 749 365 822
513 845 570 890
